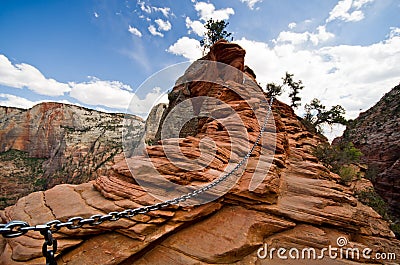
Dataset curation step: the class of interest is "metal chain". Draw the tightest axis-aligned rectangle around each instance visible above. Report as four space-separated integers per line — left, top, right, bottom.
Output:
41 229 57 265
0 97 274 241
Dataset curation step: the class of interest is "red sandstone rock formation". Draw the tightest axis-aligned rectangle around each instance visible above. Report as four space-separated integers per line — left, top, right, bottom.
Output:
0 40 399 264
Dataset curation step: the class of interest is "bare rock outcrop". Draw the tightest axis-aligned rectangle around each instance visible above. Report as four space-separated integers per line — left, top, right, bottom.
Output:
0 104 144 208
335 84 400 220
1 40 399 264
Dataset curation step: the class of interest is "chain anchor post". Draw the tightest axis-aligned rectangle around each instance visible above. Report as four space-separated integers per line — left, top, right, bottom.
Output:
41 229 58 265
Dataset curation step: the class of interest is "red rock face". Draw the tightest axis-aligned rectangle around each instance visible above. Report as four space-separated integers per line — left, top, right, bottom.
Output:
335 85 400 220
1 42 399 264
0 103 144 208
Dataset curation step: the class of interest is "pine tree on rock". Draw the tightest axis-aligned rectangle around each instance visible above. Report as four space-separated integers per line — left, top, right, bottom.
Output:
200 19 233 53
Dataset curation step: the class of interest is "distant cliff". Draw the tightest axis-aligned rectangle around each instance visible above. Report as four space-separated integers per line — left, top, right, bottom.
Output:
0 102 144 208
335 84 400 220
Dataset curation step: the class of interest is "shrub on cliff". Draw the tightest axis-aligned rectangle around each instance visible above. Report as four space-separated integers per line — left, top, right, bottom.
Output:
313 142 362 184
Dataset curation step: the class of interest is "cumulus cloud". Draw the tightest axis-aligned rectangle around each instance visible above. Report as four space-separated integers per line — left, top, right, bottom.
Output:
185 17 206 37
276 25 334 46
128 25 142 37
0 93 77 109
0 53 165 113
0 54 71 96
288 22 297 29
352 0 375 9
183 2 234 39
236 26 400 121
240 0 263 10
69 77 164 114
195 2 235 21
0 93 39 109
137 1 171 17
326 0 374 22
148 24 163 37
155 19 171 31
153 7 171 18
69 78 133 109
167 37 202 61
138 0 152 13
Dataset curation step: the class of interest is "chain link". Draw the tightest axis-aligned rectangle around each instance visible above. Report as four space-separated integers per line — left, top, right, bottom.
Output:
0 97 274 240
41 229 57 265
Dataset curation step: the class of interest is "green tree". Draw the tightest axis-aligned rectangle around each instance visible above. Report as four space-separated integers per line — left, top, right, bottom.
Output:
200 19 233 51
265 82 283 98
304 98 347 132
283 72 303 109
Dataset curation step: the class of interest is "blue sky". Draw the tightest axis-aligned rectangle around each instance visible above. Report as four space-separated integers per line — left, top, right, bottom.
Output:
0 0 399 138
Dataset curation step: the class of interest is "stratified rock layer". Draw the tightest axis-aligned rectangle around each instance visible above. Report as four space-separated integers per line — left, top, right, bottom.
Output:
336 85 400 219
0 103 144 208
1 40 399 264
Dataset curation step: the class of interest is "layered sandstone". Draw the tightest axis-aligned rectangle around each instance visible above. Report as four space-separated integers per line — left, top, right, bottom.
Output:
0 103 144 208
0 40 399 264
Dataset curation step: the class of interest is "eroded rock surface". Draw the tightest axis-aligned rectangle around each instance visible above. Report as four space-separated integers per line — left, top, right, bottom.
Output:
0 104 144 208
1 40 399 264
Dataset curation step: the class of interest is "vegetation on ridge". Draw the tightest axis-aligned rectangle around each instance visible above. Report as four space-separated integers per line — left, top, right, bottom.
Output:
200 18 233 52
313 142 362 184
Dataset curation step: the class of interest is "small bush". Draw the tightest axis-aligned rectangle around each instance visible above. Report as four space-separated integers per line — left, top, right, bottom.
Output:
338 165 356 184
313 142 362 174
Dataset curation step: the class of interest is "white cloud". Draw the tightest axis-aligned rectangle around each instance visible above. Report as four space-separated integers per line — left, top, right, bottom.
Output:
69 78 133 109
69 77 163 114
0 94 77 109
236 33 400 140
0 54 71 96
288 22 297 29
276 25 334 46
352 0 374 9
138 0 152 13
185 17 206 37
0 54 165 114
155 19 171 31
389 27 400 38
310 26 335 45
148 24 163 37
137 1 171 17
194 2 235 21
0 93 39 109
326 0 374 22
236 27 400 124
127 87 165 115
153 7 171 18
167 37 202 61
128 25 142 37
240 0 263 10
276 31 310 45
